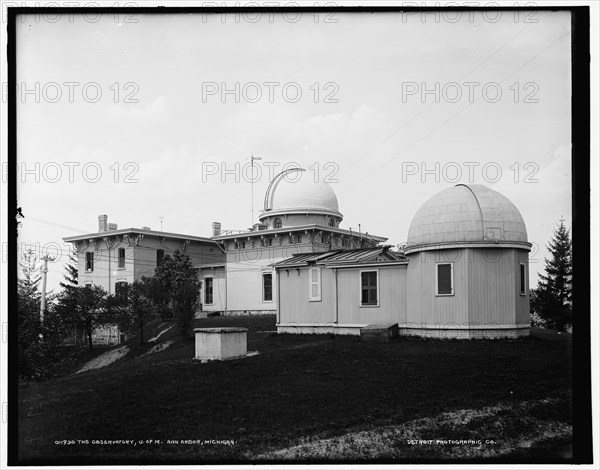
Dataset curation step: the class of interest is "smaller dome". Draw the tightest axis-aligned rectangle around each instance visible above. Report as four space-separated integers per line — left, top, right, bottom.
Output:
407 184 528 250
260 168 342 221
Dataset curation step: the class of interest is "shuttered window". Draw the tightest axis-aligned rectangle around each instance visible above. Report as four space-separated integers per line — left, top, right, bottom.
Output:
204 277 213 305
263 273 273 302
309 267 321 301
520 263 526 295
360 271 378 306
437 263 453 295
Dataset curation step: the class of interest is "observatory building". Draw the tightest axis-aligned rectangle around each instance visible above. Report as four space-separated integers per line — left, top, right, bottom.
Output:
65 169 531 339
274 183 531 339
202 168 387 315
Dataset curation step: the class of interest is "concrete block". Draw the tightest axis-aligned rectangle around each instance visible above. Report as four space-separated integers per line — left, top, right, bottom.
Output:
194 327 248 361
360 323 399 342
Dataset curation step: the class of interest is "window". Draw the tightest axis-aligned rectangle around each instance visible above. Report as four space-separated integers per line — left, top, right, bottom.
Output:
85 252 94 272
118 247 125 268
204 277 213 304
360 271 378 306
273 218 282 229
297 235 302 244
263 273 273 302
156 249 165 267
115 281 127 301
309 267 321 301
328 218 336 227
436 263 453 295
85 282 92 288
520 263 526 295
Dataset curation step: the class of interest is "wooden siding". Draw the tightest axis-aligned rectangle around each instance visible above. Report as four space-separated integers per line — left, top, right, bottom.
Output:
278 265 406 325
199 267 226 312
407 247 529 329
514 249 531 325
278 267 336 324
467 248 518 326
337 266 407 325
406 249 469 328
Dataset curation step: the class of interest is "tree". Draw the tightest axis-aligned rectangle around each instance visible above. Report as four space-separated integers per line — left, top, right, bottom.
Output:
153 250 201 337
56 285 110 350
107 277 157 344
17 249 69 379
59 246 79 289
18 291 70 380
18 248 41 297
531 218 573 331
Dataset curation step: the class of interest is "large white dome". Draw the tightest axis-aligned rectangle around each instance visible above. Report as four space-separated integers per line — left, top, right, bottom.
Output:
259 168 342 220
406 184 528 250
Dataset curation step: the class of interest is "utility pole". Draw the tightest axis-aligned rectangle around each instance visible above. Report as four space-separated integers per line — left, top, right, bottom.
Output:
250 155 262 226
40 254 55 324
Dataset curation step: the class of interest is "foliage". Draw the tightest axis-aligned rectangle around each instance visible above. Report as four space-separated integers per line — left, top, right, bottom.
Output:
531 218 573 331
106 277 158 344
153 250 201 337
18 249 42 297
17 251 70 380
56 285 111 350
59 246 79 289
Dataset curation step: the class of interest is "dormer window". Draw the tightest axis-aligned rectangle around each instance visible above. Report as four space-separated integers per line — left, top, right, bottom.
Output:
273 218 282 229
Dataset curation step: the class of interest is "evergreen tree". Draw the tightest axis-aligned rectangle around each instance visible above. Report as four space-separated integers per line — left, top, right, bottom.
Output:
531 218 573 331
59 246 79 289
18 248 41 297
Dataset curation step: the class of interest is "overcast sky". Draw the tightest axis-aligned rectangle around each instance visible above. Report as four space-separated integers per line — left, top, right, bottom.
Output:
13 9 572 292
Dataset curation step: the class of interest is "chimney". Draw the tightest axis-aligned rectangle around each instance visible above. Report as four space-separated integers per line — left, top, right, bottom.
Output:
212 222 221 237
108 223 118 231
98 214 108 232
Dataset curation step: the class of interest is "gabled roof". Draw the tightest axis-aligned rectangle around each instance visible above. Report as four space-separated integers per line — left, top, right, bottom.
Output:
272 247 407 269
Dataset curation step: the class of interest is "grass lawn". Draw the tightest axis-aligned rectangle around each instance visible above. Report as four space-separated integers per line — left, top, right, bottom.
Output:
17 315 573 464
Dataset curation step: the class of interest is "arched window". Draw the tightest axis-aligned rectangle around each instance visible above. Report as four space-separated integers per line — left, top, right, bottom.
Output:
328 218 336 227
273 218 282 229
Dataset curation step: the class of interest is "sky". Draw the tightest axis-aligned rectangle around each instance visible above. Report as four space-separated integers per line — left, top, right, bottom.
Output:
11 9 573 293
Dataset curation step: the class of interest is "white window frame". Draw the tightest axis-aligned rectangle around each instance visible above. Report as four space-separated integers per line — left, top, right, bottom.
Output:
359 269 379 307
519 263 527 296
435 262 454 296
262 272 274 303
204 276 214 306
308 267 322 302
